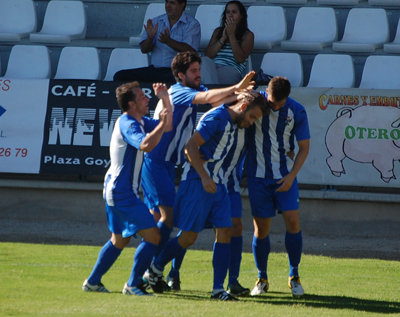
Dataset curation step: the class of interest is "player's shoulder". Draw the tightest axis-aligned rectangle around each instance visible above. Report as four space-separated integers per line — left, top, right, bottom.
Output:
287 97 306 112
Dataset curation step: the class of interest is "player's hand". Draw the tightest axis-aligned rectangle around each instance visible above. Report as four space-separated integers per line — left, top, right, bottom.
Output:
158 28 171 44
158 107 170 125
236 71 256 91
201 175 217 194
144 19 158 39
275 174 295 192
153 83 168 99
235 89 258 102
286 150 295 160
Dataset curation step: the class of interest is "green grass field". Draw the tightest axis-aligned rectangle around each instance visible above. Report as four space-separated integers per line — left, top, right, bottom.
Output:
1 242 399 316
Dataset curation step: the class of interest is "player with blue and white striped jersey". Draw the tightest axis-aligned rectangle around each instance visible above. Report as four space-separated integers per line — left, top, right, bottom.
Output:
148 92 267 301
220 128 251 296
140 51 256 290
246 76 310 298
83 81 172 296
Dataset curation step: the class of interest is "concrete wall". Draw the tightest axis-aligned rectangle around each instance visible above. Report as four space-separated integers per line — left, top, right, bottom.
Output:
1 180 399 260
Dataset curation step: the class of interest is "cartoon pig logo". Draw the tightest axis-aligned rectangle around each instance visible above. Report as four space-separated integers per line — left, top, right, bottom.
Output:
325 106 400 183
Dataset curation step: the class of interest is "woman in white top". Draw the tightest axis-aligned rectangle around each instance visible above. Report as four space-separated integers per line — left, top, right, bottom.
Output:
202 1 254 85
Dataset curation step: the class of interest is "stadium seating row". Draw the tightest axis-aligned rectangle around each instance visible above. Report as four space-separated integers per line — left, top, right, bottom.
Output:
0 0 86 43
1 0 400 54
1 44 399 89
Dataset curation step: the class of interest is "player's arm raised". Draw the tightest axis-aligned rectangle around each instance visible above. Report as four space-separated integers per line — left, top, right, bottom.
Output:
139 84 172 152
184 132 217 194
153 83 173 132
192 71 256 106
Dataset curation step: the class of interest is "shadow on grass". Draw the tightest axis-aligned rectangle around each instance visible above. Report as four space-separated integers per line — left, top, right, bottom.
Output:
162 290 400 313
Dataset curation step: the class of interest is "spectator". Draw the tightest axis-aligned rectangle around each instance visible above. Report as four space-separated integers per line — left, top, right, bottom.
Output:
201 1 254 85
114 0 201 83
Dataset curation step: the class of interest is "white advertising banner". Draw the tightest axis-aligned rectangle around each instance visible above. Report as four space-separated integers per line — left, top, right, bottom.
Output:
0 79 49 173
291 87 400 188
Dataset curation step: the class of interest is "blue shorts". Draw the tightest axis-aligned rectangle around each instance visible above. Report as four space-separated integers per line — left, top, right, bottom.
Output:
105 199 156 238
247 177 299 218
141 157 176 210
174 179 232 233
229 191 242 218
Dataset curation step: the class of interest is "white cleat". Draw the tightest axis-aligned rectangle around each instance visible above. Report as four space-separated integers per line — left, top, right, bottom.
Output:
82 279 110 293
288 276 304 297
122 283 152 296
250 278 269 296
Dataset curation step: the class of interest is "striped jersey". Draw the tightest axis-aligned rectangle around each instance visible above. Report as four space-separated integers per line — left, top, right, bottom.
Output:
181 105 238 184
104 114 158 206
213 43 248 77
246 91 310 181
148 82 208 165
223 128 246 194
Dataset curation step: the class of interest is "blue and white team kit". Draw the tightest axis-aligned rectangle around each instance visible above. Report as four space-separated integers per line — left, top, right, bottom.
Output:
224 128 246 219
246 91 310 218
174 105 244 232
103 114 158 237
141 82 208 210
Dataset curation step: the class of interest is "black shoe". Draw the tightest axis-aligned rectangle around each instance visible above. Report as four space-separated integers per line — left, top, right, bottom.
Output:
167 276 181 291
227 281 250 296
148 264 165 294
211 290 239 301
162 279 171 292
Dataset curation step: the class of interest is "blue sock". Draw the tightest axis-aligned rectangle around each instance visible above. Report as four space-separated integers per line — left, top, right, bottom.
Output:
228 236 243 285
88 240 122 285
127 240 157 287
285 231 302 277
212 242 230 290
153 237 186 272
168 249 187 279
252 235 270 280
155 221 172 257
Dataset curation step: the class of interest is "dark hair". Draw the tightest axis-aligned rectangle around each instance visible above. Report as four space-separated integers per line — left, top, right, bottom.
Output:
166 0 187 10
246 93 269 116
217 1 248 42
115 81 140 112
268 76 291 101
171 51 202 81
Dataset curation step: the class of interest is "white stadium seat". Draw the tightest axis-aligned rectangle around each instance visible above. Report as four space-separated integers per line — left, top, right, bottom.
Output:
4 45 51 79
195 5 225 49
260 52 303 87
30 0 86 44
281 7 337 51
55 47 101 80
266 0 307 4
307 54 354 88
0 0 37 42
359 55 400 89
247 6 287 50
216 0 255 2
332 8 389 53
384 18 400 54
129 3 166 46
104 48 149 81
368 0 400 6
317 0 364 5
